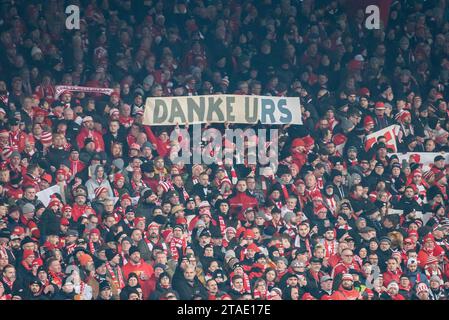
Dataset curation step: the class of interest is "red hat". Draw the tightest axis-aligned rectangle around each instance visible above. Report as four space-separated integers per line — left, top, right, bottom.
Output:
291 138 305 149
315 204 327 213
34 109 47 118
111 91 120 98
410 154 421 164
61 90 72 96
89 228 100 236
48 198 61 208
404 237 414 244
375 102 386 110
134 217 145 225
120 193 132 202
94 186 107 198
408 230 419 237
416 283 429 294
32 258 43 267
236 227 247 239
147 222 160 230
62 204 72 212
60 218 70 226
158 181 173 193
397 110 411 123
359 87 370 96
23 250 35 260
423 234 435 243
199 209 212 218
301 293 316 300
114 173 125 184
40 131 53 144
302 136 314 147
243 229 255 240
13 226 25 236
332 133 347 146
41 173 52 184
130 143 141 150
363 115 375 128
247 243 260 252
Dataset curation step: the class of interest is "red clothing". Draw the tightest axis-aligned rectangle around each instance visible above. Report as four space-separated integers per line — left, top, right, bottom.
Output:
331 261 361 278
9 130 28 153
228 191 258 220
383 269 402 286
143 125 171 158
76 128 105 152
417 246 445 268
331 286 361 300
72 204 89 222
122 259 154 299
22 173 41 192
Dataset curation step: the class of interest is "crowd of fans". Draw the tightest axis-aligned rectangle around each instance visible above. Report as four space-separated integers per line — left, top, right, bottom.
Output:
1 0 449 300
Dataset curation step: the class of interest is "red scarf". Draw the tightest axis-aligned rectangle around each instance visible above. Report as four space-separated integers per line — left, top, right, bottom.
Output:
2 276 13 290
48 271 63 287
106 262 125 289
169 237 186 262
281 184 290 200
89 241 96 255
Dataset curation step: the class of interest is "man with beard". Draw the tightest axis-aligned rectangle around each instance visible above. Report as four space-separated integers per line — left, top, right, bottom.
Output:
25 278 48 300
415 282 431 300
1 264 24 297
122 246 154 300
144 218 168 256
53 277 77 300
135 188 157 221
319 228 339 259
380 281 405 300
331 273 361 300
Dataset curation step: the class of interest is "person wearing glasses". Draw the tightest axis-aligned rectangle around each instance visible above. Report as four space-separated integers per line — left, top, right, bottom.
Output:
331 248 361 278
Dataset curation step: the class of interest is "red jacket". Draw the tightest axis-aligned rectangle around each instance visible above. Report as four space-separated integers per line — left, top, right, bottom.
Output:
143 125 171 158
383 269 402 287
331 286 361 300
76 128 105 152
331 261 361 278
228 191 258 220
72 204 89 222
122 260 154 299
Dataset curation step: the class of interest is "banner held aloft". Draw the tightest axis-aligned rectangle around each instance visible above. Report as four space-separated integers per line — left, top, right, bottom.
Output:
143 94 302 126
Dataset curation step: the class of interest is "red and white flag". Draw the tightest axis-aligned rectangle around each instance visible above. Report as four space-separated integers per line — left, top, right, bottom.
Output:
365 125 400 152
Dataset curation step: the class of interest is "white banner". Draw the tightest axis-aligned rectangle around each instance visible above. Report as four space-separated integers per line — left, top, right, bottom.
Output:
387 152 449 172
143 94 302 126
36 185 61 207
